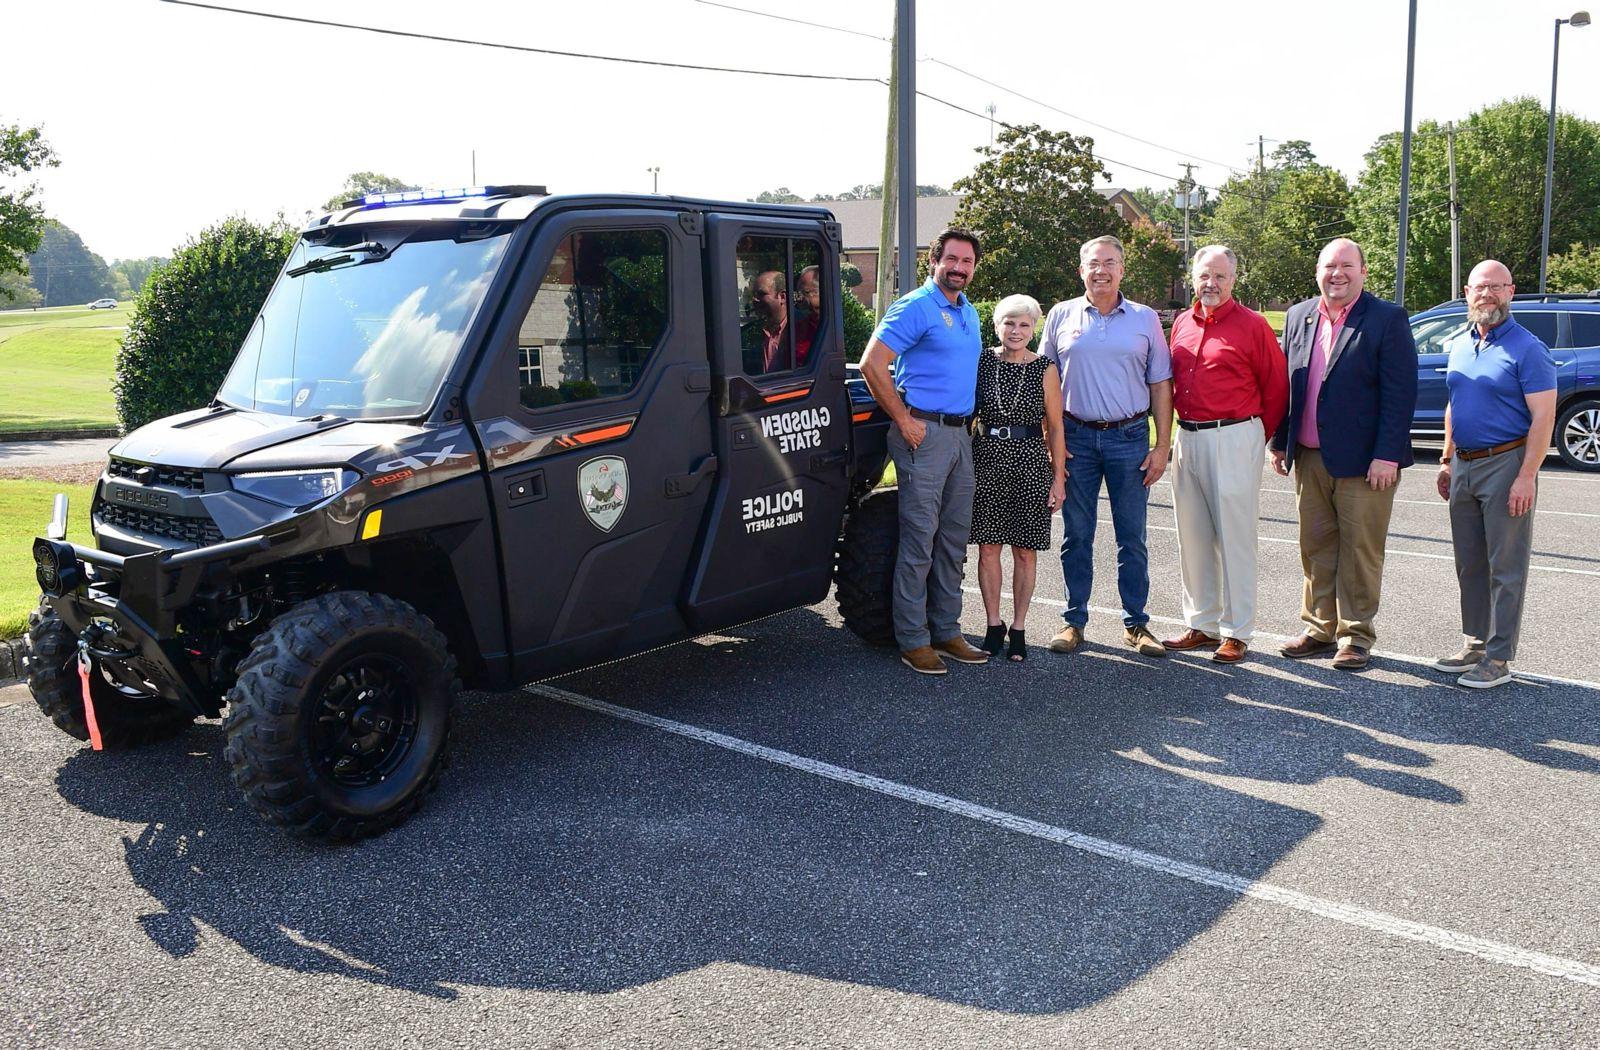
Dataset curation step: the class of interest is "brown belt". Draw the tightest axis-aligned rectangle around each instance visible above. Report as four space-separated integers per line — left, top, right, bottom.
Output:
1456 437 1526 461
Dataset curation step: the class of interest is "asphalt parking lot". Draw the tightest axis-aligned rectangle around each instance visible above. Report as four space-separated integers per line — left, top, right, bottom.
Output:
2 452 1597 1048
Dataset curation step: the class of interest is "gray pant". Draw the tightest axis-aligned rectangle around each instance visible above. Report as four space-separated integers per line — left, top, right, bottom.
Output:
888 420 975 649
1449 447 1536 660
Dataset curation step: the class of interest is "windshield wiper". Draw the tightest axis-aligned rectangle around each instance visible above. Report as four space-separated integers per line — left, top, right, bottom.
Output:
285 242 391 279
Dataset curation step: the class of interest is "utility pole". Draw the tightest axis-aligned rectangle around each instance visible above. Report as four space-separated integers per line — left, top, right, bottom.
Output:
894 0 916 299
874 13 899 318
1396 0 1419 305
985 103 997 149
1257 134 1265 174
1447 121 1460 294
471 150 476 185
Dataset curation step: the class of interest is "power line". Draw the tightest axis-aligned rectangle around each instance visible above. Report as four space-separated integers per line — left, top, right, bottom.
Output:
158 0 885 82
691 0 887 42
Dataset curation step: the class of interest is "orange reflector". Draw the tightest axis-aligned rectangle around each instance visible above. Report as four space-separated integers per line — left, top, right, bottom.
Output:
851 410 874 423
572 421 633 445
360 509 383 540
764 386 811 404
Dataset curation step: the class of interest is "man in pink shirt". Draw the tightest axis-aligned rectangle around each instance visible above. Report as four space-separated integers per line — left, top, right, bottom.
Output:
1270 238 1418 670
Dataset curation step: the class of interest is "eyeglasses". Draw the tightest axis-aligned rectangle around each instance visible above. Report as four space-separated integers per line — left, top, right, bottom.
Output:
1466 282 1512 294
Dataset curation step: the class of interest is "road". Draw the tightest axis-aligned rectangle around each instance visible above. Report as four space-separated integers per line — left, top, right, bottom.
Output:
2 455 1597 1048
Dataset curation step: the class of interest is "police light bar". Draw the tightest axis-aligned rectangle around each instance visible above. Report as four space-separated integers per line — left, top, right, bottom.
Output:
345 185 549 209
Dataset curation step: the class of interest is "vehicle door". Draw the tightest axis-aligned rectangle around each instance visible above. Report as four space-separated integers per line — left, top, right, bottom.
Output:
1409 311 1468 434
681 215 853 631
466 210 716 679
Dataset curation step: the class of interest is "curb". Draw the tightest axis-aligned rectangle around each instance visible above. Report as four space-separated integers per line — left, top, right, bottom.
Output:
0 637 21 682
0 428 121 443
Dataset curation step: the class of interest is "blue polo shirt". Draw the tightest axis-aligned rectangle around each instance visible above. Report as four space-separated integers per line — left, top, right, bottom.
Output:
1039 293 1172 422
1445 316 1557 449
873 278 982 415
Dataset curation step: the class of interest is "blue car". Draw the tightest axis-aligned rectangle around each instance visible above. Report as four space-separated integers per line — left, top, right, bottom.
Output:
1410 294 1600 471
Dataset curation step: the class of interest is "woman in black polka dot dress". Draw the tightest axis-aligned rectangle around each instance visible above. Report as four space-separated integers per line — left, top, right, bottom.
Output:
970 294 1067 661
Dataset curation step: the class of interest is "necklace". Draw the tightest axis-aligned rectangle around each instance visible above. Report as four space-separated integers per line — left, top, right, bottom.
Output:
990 351 1030 419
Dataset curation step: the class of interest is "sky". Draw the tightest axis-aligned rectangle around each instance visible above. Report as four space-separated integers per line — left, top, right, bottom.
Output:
9 0 1600 262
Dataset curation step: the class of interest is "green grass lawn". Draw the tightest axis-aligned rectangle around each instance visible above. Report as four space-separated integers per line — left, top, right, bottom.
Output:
0 479 96 638
1263 309 1286 335
0 319 121 434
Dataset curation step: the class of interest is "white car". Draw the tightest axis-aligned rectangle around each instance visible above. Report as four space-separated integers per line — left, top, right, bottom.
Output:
87 298 117 309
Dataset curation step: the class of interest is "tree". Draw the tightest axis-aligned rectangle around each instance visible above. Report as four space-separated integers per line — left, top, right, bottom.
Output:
1547 243 1600 293
115 216 297 431
1 119 57 297
323 171 415 211
26 221 115 306
0 267 40 307
1122 223 1185 308
1206 141 1352 307
1349 98 1600 310
748 184 951 203
950 123 1123 306
749 187 803 204
110 256 168 297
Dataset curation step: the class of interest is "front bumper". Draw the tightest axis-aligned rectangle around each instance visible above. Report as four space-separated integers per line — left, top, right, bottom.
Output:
33 534 270 715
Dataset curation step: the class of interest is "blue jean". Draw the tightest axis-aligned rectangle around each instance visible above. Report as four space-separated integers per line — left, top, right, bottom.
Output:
1060 417 1150 628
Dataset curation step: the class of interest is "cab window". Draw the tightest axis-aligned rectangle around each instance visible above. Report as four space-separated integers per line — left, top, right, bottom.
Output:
517 229 669 410
735 235 825 378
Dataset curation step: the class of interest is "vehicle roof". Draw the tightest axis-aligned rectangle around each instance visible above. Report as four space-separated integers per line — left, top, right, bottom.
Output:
307 189 837 234
1416 293 1600 316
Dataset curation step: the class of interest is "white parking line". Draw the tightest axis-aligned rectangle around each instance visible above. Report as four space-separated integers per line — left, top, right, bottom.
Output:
527 683 1600 989
961 586 1600 692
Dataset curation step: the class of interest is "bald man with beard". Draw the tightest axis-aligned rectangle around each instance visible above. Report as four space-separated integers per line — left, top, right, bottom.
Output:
1433 260 1558 689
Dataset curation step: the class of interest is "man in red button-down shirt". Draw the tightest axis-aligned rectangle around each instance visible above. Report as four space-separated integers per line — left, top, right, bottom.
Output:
1160 245 1288 663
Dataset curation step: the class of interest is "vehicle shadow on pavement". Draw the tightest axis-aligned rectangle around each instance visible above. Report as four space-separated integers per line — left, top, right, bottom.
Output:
46 604 1545 1013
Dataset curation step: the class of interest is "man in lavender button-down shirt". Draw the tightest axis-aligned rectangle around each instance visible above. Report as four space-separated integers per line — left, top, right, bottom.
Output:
1038 235 1175 659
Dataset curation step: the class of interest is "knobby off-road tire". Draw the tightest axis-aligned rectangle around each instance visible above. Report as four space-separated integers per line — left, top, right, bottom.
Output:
23 603 194 748
834 487 899 647
223 591 457 841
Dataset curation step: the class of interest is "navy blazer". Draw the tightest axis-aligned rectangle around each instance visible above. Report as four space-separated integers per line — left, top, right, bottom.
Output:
1271 290 1418 477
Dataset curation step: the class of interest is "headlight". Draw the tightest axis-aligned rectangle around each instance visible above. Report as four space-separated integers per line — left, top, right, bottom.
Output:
230 468 359 508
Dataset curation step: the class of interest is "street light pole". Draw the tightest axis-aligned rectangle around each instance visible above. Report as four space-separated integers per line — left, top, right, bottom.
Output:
647 166 660 194
1395 0 1418 307
1540 11 1591 294
895 0 916 298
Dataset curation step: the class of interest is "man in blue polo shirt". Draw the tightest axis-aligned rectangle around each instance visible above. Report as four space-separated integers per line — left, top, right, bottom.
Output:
859 227 991 674
1434 260 1557 689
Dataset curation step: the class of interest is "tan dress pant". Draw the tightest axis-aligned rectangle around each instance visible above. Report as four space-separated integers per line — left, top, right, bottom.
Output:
1292 447 1397 649
1172 420 1265 641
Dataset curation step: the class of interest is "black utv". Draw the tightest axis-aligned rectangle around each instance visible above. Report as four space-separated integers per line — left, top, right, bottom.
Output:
27 187 903 840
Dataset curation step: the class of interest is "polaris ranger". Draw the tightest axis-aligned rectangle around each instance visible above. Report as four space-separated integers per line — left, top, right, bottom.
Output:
27 187 901 839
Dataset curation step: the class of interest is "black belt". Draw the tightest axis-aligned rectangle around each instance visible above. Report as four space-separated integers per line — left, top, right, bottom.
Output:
1066 411 1146 431
978 423 1043 440
1178 416 1254 431
908 406 972 427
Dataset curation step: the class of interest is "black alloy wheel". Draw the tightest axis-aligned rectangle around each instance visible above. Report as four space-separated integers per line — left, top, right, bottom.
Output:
312 655 420 788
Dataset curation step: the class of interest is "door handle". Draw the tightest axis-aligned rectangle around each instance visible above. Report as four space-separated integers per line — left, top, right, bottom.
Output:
809 447 850 472
665 455 718 498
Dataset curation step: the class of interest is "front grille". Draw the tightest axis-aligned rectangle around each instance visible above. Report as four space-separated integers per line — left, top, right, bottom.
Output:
95 501 224 545
108 458 206 492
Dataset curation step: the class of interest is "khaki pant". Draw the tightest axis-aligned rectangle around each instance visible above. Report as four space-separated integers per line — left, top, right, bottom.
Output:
1172 420 1265 641
1449 447 1536 661
1292 448 1397 649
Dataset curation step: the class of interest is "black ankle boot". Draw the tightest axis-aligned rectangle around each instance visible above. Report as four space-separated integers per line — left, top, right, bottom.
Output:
1007 628 1027 661
981 623 1007 657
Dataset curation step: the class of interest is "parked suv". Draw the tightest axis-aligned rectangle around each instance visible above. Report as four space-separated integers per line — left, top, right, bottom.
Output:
1409 293 1600 471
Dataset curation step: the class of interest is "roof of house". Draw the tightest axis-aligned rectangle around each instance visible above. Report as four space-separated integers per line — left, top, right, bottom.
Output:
808 189 1140 251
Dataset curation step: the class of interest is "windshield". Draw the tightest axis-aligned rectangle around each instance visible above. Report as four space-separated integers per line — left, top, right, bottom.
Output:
218 224 511 419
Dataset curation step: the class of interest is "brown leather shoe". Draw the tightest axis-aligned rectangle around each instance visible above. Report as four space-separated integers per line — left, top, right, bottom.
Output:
900 646 948 675
1279 634 1337 659
1212 638 1248 664
1162 628 1219 652
1048 625 1083 653
932 636 989 664
1124 625 1167 658
1332 645 1370 671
